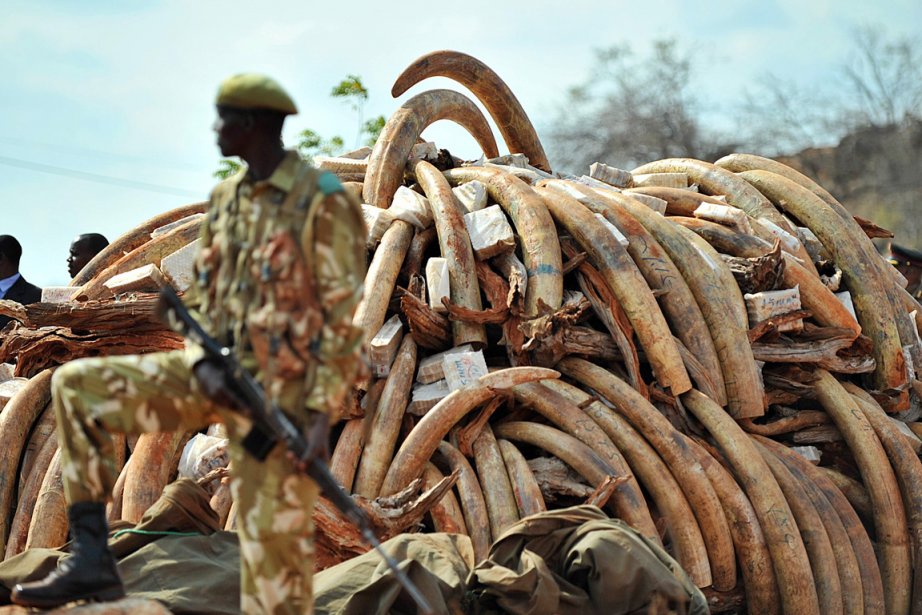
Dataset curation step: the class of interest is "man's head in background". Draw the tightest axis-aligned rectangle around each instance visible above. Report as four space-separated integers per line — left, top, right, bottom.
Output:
68 233 109 279
0 235 23 279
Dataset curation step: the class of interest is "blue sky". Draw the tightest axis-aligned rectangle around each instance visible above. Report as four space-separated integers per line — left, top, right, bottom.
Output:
3 0 920 287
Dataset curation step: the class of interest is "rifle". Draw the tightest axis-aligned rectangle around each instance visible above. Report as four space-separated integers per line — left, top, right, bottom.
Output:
156 285 434 615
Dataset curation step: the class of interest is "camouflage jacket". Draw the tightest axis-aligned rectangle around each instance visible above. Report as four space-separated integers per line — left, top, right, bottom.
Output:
187 151 366 418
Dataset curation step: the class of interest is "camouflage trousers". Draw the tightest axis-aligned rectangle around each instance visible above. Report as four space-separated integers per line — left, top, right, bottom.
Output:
53 348 319 615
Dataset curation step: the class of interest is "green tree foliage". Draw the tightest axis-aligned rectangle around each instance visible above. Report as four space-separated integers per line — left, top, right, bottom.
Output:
213 158 241 180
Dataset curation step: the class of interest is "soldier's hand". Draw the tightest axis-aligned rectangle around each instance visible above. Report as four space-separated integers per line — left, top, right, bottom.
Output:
193 358 247 412
290 410 330 472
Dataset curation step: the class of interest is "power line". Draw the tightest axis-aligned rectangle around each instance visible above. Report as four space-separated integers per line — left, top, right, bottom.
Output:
0 154 203 198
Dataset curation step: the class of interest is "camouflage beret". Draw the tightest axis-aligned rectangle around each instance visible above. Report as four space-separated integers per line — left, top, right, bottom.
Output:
215 73 298 115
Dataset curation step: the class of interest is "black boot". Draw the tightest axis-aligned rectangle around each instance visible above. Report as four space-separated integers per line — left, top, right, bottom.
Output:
11 501 125 608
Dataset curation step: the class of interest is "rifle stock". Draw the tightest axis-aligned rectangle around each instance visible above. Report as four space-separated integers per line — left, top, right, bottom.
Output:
157 286 434 614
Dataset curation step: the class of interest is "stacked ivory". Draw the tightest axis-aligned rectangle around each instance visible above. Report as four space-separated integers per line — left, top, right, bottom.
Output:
325 50 922 615
0 49 919 615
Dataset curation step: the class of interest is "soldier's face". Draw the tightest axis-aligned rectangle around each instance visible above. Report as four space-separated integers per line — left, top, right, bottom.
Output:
214 107 251 157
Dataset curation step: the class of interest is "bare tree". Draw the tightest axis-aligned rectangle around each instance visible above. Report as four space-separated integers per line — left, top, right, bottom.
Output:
546 40 715 173
842 25 922 127
736 74 841 155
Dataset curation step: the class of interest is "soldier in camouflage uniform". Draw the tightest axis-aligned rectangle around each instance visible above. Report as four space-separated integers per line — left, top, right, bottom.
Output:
13 74 367 614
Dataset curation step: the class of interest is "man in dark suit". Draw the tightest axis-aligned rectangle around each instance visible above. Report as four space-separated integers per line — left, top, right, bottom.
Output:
0 235 42 329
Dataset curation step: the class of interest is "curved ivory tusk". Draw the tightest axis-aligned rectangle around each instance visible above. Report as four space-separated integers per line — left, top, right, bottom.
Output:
379 367 559 496
556 359 736 586
422 462 467 534
363 89 499 208
757 435 885 615
121 430 189 524
686 437 780 615
590 193 765 417
512 382 660 544
843 382 922 615
5 425 58 559
414 160 487 347
436 441 492 561
443 166 562 315
472 425 520 539
536 185 691 395
625 186 727 217
329 418 365 493
497 439 546 519
74 215 203 301
353 220 415 347
391 50 551 172
353 336 417 499
0 368 54 556
756 442 844 615
632 158 793 232
681 389 821 615
542 379 716 588
739 170 908 410
544 180 720 400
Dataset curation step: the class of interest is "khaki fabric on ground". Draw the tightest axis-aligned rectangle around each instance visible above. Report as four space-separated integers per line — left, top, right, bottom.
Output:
468 505 709 615
313 533 474 615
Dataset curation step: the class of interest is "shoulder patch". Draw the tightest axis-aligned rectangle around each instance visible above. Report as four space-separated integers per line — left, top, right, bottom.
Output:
317 171 344 196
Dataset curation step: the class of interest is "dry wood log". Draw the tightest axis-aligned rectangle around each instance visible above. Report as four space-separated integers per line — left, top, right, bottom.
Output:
400 284 451 350
682 389 821 615
812 370 911 615
391 50 551 172
527 456 594 501
0 368 54 555
379 367 558 497
0 327 183 379
363 89 498 208
313 472 457 569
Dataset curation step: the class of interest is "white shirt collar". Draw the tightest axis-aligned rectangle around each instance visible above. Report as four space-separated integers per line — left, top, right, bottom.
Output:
0 273 22 299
